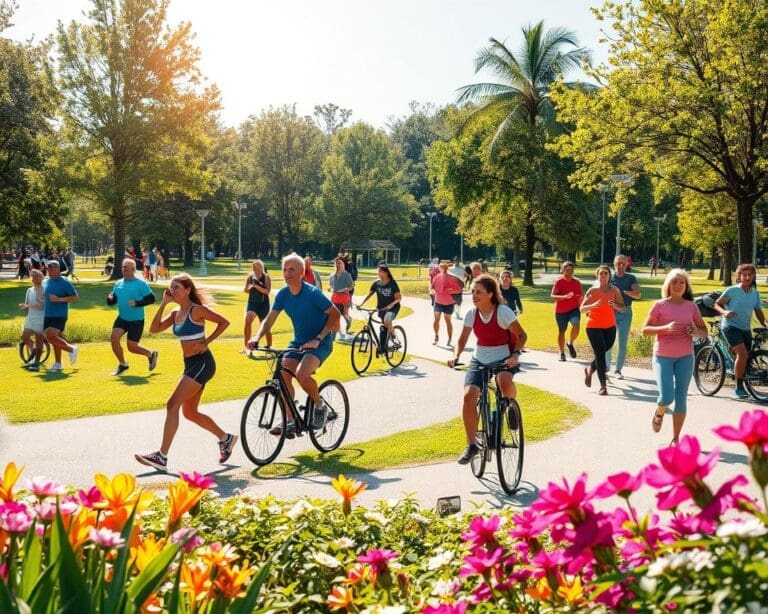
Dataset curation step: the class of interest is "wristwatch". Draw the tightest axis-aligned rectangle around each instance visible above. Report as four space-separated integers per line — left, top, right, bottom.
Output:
315 335 323 342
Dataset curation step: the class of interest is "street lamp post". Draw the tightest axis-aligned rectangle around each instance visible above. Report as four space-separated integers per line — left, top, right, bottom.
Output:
460 233 464 263
197 209 210 277
611 174 633 258
69 201 74 255
654 214 667 264
600 186 607 264
234 201 247 271
427 212 437 263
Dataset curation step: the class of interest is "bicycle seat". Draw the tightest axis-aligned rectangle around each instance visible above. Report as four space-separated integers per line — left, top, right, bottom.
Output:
753 327 768 334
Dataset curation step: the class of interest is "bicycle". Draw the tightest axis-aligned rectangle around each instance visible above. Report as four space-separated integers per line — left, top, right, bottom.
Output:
350 307 407 375
694 320 768 401
240 347 350 466
19 339 51 365
455 361 524 495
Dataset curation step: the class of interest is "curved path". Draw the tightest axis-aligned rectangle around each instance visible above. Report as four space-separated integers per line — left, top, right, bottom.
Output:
0 293 758 513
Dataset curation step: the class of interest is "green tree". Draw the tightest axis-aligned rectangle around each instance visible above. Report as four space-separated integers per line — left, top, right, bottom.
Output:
313 103 352 135
55 0 219 277
455 21 591 284
0 1 63 246
316 122 416 247
553 0 768 264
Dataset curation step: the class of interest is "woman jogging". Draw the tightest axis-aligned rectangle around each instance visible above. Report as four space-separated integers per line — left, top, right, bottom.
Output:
641 269 707 446
19 269 46 371
359 263 402 352
448 274 527 465
580 265 625 396
242 259 272 351
135 273 236 472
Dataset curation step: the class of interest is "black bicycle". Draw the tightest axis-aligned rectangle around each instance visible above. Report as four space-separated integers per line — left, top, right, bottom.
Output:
19 339 51 365
240 347 350 466
350 307 407 375
457 361 524 494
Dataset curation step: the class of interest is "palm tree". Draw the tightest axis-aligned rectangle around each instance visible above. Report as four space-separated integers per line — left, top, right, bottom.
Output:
456 21 590 285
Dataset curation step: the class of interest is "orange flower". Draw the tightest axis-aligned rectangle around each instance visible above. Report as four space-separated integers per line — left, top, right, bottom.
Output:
63 508 97 550
198 542 240 568
94 473 153 514
526 577 553 601
331 474 367 515
141 593 163 613
327 585 354 610
180 561 212 604
0 528 9 555
130 533 166 572
0 462 23 502
343 563 369 585
168 480 205 530
212 560 256 600
557 575 584 604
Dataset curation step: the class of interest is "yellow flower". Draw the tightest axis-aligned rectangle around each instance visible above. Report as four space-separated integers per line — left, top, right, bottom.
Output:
64 508 97 550
168 480 205 530
526 577 552 601
94 473 153 514
0 462 23 502
343 563 369 585
331 474 367 515
130 533 166 572
556 575 584 604
326 585 355 610
213 560 256 600
180 561 212 604
198 542 240 568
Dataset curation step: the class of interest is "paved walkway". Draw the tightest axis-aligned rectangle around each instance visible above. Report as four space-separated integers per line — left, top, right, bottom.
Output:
0 292 759 514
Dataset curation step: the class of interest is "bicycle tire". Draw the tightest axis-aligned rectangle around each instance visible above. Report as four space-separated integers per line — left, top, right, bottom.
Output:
351 330 373 375
496 398 524 494
694 344 725 396
309 379 350 452
470 396 490 478
240 385 287 466
19 339 51 365
385 325 407 368
745 350 768 402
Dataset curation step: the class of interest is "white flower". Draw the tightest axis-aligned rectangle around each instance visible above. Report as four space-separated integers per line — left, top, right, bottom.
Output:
311 551 341 568
333 536 356 549
427 549 455 570
364 511 389 525
361 607 406 614
638 576 657 594
716 517 768 539
267 505 282 515
410 512 430 524
386 498 401 508
431 578 460 598
286 499 314 520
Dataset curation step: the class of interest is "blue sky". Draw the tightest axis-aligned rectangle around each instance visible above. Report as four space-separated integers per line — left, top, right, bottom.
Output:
6 0 608 128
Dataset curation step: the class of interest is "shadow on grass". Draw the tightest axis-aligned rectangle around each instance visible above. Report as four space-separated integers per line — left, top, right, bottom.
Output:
116 373 160 386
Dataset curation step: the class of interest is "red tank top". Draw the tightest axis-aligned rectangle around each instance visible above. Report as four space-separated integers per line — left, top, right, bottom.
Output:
472 307 516 349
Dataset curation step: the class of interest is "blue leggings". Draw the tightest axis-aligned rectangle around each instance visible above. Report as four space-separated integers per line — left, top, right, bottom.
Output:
653 354 694 414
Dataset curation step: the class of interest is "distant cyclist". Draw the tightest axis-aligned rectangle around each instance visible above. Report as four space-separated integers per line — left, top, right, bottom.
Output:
250 253 340 437
359 263 402 354
19 269 45 371
448 274 527 465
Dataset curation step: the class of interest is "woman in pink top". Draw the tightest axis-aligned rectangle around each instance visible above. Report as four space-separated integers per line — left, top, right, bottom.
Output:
430 260 463 346
641 269 707 445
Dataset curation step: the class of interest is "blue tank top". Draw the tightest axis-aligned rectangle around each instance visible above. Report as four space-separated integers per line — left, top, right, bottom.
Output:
172 308 205 341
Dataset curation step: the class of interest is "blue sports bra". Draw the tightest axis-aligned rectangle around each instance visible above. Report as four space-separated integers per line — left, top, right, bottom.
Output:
172 309 205 341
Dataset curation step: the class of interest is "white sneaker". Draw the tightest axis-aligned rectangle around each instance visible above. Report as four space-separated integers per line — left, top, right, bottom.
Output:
68 345 79 366
49 362 63 372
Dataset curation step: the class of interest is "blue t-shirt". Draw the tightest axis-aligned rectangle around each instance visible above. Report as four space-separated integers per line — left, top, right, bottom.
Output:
610 273 639 308
721 284 761 331
112 277 153 321
272 281 333 345
43 277 77 318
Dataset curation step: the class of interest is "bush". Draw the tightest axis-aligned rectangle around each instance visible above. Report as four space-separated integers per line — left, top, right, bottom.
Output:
626 326 653 358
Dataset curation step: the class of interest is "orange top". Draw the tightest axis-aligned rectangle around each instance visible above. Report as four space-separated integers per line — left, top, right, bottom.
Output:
586 288 617 329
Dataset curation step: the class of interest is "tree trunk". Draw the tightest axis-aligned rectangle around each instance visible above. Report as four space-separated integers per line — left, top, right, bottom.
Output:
512 237 521 278
523 222 535 287
109 199 126 280
722 240 733 286
707 245 716 280
736 199 755 264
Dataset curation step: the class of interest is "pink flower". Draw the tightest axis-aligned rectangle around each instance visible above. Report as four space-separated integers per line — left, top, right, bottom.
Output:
699 475 750 521
171 527 204 552
0 563 6 581
78 486 104 509
461 515 500 549
459 546 504 576
530 473 593 528
179 471 216 490
508 508 541 540
644 436 718 509
89 527 125 549
0 501 33 533
668 512 716 537
593 471 644 499
530 548 566 579
422 603 468 614
714 410 768 450
357 548 398 575
26 476 65 499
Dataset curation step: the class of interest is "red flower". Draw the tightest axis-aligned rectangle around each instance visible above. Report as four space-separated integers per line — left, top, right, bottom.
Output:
461 515 500 549
593 471 643 499
530 473 594 528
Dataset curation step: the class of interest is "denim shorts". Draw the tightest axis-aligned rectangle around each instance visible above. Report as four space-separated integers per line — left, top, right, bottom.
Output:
723 326 752 352
434 302 455 315
555 308 581 333
464 358 519 389
285 338 333 366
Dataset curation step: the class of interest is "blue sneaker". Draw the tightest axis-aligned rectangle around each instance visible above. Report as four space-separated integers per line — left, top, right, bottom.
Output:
734 387 749 399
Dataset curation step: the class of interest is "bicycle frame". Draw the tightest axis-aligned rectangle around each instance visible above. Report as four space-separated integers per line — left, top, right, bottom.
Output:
357 308 386 352
258 349 313 433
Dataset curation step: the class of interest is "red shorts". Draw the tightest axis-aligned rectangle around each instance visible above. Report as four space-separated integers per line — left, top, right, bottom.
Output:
332 292 351 305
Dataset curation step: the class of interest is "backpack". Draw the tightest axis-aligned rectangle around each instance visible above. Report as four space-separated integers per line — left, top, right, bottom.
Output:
694 291 721 318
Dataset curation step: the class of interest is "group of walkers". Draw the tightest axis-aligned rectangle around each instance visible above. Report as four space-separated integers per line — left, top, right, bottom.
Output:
16 248 78 283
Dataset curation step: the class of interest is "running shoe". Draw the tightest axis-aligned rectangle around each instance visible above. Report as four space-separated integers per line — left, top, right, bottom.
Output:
148 350 159 371
26 363 40 372
218 433 238 463
457 443 480 465
559 353 566 362
734 387 749 399
615 371 624 380
135 451 167 472
49 362 63 372
111 364 129 376
269 421 296 438
69 345 79 366
567 343 577 359
310 404 328 430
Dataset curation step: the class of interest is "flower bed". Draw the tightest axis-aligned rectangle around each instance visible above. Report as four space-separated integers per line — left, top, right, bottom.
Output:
2 410 768 612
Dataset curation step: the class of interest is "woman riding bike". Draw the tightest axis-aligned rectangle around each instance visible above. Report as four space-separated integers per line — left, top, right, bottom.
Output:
448 274 527 465
358 263 401 353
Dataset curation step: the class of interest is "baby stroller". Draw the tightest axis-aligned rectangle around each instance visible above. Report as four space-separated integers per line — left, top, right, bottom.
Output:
102 256 114 276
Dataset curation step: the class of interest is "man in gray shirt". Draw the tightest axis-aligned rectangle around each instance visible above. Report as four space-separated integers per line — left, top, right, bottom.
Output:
329 257 355 339
607 254 641 379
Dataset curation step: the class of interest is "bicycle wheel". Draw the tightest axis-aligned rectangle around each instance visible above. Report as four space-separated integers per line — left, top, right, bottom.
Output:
351 330 373 375
496 398 524 495
19 339 50 365
694 345 725 396
385 325 407 368
309 379 350 452
470 398 489 478
240 385 287 466
745 350 768 402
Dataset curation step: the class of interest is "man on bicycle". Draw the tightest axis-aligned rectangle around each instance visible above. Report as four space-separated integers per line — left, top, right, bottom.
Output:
714 263 767 399
448 274 527 465
250 253 340 436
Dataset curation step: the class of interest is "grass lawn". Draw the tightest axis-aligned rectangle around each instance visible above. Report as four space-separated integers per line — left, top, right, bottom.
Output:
255 382 591 478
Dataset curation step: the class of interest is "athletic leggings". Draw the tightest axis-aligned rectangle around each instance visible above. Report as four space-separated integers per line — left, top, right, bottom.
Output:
586 327 616 387
653 354 694 414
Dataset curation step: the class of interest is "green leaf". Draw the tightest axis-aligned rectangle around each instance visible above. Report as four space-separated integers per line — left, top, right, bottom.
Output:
0 577 19 614
102 504 139 614
164 560 183 614
228 557 273 614
125 542 180 608
51 508 93 614
27 563 57 614
19 529 42 600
